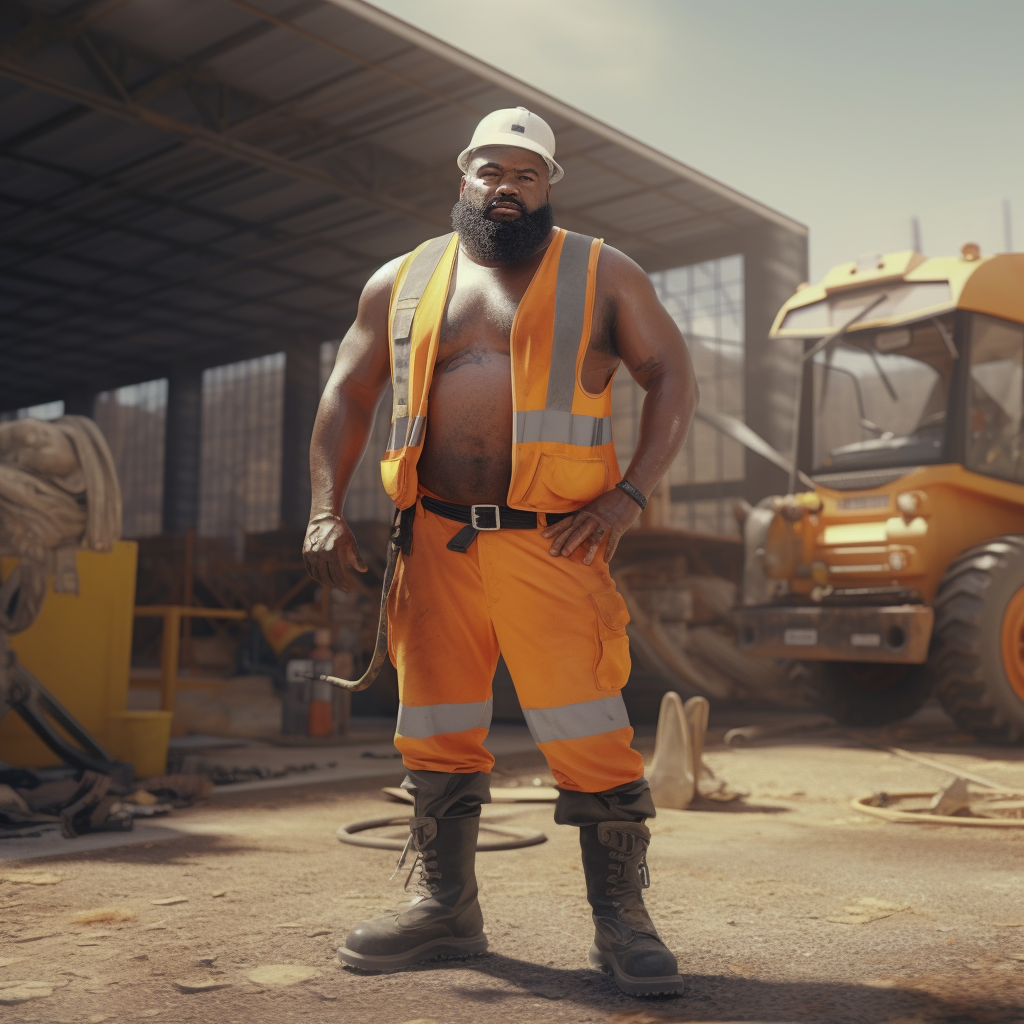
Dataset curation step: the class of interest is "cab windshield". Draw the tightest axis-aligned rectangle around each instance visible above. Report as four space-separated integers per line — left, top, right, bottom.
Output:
811 316 956 473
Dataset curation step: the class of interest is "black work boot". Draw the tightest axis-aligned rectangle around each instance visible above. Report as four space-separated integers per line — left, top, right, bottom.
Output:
337 815 487 971
580 821 683 997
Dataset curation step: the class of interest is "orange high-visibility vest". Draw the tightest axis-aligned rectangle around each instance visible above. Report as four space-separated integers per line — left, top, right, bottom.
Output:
380 228 621 512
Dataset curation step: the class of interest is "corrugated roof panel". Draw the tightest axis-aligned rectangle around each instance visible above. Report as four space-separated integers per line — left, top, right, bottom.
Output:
0 0 803 409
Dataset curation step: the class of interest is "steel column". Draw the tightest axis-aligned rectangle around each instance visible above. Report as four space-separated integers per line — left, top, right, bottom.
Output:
741 225 809 503
162 365 203 532
280 342 322 530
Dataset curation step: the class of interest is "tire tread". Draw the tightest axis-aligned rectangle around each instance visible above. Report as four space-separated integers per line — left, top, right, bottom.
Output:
932 536 1024 743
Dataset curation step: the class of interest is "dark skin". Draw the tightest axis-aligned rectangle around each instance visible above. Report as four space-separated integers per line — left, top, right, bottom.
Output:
303 144 699 590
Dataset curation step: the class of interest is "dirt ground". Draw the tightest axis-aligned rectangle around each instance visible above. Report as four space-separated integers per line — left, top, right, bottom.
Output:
2 710 1024 1024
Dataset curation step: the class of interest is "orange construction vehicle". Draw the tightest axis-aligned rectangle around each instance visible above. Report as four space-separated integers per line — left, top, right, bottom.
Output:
735 245 1024 742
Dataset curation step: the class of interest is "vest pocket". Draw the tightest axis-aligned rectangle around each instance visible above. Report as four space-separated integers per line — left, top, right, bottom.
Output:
379 451 407 503
590 590 631 691
524 452 610 509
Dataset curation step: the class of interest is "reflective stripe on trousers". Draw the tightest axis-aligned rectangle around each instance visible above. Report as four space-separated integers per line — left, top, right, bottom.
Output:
388 497 644 792
397 698 494 739
397 694 629 745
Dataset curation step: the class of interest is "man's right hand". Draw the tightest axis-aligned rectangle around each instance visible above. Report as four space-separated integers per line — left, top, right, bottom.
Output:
302 513 368 592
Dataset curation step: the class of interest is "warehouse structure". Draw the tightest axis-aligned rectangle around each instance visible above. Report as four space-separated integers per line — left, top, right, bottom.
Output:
0 0 808 541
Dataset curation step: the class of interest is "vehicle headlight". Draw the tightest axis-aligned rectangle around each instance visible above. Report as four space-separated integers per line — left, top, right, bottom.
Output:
888 551 907 571
896 492 919 516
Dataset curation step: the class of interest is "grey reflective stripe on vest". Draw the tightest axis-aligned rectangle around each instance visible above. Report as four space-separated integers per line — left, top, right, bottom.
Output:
545 231 594 413
387 415 427 451
396 698 493 739
522 694 630 745
388 232 454 450
516 410 612 447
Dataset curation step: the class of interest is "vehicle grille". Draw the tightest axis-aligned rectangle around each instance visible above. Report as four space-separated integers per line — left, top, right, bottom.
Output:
812 467 921 492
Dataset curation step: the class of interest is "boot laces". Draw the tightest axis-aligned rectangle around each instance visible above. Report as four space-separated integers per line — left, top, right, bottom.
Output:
390 825 440 898
605 830 651 904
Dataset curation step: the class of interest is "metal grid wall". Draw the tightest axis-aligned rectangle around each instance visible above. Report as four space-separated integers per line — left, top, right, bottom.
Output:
0 401 65 421
198 353 285 542
614 255 745 535
94 379 167 538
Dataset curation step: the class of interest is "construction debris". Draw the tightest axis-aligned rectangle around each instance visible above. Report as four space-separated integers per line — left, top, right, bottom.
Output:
71 909 135 925
0 980 61 1005
826 896 908 925
2 870 62 885
0 768 211 839
854 787 1024 826
929 778 973 816
648 692 699 808
610 530 804 707
172 978 232 994
647 692 742 808
245 965 319 987
724 714 835 747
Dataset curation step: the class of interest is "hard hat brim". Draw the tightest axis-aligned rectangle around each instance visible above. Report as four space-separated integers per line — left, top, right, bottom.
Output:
457 137 563 184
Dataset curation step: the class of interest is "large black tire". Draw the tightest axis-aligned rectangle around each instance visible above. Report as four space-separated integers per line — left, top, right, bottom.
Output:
792 660 932 727
930 536 1024 744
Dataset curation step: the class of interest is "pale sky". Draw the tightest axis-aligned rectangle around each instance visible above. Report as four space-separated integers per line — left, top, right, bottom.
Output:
371 0 1024 282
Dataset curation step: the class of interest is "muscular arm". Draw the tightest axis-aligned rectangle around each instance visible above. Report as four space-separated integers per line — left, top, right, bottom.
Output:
609 248 699 495
303 258 399 590
543 246 699 563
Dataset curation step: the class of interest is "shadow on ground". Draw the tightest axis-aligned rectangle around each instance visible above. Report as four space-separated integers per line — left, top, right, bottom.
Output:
373 953 1024 1024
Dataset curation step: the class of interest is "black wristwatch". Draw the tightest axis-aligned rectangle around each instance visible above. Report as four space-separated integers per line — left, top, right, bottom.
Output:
615 479 648 511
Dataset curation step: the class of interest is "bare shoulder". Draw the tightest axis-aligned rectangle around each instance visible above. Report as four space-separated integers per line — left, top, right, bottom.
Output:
347 255 404 345
359 254 405 309
587 243 662 357
595 243 655 299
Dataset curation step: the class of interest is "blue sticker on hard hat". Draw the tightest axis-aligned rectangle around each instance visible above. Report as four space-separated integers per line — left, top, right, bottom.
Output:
511 124 525 133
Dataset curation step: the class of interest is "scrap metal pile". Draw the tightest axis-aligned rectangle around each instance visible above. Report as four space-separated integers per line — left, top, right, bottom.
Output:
0 417 208 840
611 526 804 707
0 770 212 839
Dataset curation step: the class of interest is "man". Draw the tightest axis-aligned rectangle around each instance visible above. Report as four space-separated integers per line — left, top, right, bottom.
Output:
304 107 698 997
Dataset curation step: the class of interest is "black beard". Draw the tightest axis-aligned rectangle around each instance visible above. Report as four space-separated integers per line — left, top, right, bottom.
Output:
450 194 554 264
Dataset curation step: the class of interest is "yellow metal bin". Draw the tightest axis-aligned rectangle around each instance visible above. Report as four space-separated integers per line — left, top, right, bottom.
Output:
0 541 170 777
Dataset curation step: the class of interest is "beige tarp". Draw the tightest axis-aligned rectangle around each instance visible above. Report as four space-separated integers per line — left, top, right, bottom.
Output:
0 416 121 634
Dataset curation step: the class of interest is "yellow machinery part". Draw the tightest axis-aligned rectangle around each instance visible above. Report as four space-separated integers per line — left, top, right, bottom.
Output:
0 542 149 771
764 464 1024 602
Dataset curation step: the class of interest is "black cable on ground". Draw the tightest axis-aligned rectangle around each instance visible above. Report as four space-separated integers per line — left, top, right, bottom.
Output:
336 815 547 851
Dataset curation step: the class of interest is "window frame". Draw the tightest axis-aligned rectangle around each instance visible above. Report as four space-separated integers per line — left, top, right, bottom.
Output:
962 311 1024 485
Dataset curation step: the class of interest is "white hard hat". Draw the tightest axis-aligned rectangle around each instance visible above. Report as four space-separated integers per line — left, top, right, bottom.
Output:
457 106 563 184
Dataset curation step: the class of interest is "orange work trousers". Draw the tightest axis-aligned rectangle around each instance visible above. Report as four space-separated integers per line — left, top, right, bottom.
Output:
387 498 645 792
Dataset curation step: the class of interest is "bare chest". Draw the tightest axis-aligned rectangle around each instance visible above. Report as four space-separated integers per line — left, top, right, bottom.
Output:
436 252 618 392
437 258 526 365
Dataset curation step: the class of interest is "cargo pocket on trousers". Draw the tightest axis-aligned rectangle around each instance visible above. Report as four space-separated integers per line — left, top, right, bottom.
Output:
590 590 631 691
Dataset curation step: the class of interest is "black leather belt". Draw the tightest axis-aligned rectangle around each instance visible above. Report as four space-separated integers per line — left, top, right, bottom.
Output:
420 496 574 553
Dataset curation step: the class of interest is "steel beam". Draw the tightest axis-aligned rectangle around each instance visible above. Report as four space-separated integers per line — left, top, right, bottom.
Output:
162 365 203 532
741 224 809 503
0 57 452 231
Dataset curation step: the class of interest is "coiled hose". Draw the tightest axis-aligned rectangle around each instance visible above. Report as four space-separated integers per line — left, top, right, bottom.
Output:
310 520 403 692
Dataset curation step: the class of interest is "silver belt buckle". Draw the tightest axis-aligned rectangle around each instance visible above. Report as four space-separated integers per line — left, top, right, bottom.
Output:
469 504 501 530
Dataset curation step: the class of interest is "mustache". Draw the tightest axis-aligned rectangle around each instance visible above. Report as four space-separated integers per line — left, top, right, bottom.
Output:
487 196 525 213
